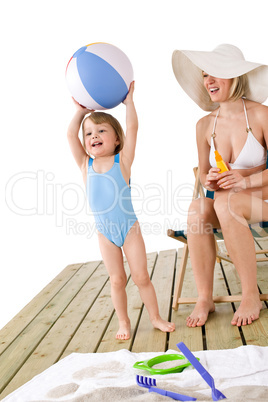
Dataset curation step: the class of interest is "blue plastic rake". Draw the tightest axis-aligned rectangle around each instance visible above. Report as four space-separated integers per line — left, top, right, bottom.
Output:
136 375 196 401
177 342 226 401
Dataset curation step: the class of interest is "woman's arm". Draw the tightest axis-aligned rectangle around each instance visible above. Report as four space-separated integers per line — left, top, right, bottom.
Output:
120 82 138 169
196 118 220 191
216 165 268 190
67 100 94 170
246 169 268 189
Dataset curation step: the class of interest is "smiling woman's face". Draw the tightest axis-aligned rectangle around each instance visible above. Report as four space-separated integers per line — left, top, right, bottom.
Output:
202 72 233 103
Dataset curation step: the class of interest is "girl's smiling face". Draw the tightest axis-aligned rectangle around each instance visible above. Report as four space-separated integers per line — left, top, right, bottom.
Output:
203 72 233 103
83 119 120 157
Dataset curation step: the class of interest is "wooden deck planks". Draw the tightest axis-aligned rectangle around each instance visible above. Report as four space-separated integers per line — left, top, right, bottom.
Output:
60 278 114 356
0 262 84 356
1 243 268 400
1 262 109 397
220 241 268 347
205 258 243 350
169 248 203 352
0 261 101 397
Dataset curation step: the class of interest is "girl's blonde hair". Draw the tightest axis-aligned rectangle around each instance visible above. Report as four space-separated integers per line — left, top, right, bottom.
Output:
228 74 249 102
82 112 125 155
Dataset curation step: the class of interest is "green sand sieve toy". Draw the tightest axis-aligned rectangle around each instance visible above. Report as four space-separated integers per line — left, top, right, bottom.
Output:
133 353 198 375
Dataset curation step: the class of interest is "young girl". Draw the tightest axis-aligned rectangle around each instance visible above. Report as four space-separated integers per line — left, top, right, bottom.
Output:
67 82 175 340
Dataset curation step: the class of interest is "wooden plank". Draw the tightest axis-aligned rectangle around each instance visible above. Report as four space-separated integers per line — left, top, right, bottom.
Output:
256 261 268 294
205 261 243 350
0 261 99 395
0 262 109 399
167 230 187 244
238 315 268 347
206 260 243 349
254 237 268 251
169 247 203 352
60 279 115 357
0 263 84 355
221 254 268 347
176 295 268 303
244 257 268 345
131 249 176 353
172 244 189 309
97 252 158 353
224 238 268 346
255 255 268 335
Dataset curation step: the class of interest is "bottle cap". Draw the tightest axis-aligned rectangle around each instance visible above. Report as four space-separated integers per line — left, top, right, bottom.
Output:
214 150 222 161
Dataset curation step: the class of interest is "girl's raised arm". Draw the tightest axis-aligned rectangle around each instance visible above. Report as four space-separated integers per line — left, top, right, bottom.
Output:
67 99 94 170
121 81 138 168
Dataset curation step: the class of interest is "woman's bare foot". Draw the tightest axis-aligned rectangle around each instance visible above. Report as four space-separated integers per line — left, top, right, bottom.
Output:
151 316 175 333
116 320 131 340
231 294 262 326
186 298 215 327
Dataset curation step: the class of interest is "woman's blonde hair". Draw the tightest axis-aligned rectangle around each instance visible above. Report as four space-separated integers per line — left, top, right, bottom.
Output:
82 112 125 155
228 74 249 102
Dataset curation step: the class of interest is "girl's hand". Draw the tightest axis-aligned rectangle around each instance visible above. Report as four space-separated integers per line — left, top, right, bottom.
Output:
217 170 247 191
123 81 135 105
204 167 221 191
72 97 95 114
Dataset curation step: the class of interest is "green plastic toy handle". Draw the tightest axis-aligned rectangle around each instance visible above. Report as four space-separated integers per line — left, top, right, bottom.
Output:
133 360 149 371
133 354 195 375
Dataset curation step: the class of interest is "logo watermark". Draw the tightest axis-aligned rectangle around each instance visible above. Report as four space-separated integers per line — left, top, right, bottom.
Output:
4 169 196 237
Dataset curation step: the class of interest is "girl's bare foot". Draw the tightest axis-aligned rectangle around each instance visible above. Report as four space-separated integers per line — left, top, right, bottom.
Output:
186 298 215 327
151 316 175 333
231 294 262 326
116 320 131 340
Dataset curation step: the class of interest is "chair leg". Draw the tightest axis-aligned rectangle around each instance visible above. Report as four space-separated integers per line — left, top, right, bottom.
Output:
172 244 189 310
215 239 222 263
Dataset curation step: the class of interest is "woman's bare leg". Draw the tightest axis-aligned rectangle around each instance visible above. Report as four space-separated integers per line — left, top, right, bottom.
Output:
186 197 220 327
214 192 268 326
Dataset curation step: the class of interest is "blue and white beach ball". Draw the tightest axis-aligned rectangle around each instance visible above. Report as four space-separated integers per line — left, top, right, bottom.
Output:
66 42 133 110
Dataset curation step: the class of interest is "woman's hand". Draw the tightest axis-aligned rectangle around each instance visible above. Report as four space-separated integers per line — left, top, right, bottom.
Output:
217 169 247 191
204 167 221 191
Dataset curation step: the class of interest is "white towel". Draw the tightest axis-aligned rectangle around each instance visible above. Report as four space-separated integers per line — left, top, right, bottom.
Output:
3 345 268 401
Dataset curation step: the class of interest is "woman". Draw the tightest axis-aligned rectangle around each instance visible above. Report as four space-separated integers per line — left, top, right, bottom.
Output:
172 44 268 327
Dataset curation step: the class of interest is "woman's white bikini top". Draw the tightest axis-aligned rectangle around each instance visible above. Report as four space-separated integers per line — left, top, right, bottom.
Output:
209 99 267 170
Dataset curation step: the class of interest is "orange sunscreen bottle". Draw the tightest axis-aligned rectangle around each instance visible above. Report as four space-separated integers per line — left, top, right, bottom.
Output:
214 150 229 173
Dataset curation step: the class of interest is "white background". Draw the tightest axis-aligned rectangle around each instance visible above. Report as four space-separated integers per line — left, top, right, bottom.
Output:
1 0 268 329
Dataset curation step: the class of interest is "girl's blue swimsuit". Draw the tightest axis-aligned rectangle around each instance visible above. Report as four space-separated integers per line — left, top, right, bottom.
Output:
86 153 137 247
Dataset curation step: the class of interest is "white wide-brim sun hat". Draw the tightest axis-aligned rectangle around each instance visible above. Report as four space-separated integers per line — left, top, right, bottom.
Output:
172 44 268 111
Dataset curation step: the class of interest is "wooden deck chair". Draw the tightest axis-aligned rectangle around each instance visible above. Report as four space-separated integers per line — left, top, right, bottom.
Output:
168 166 268 310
